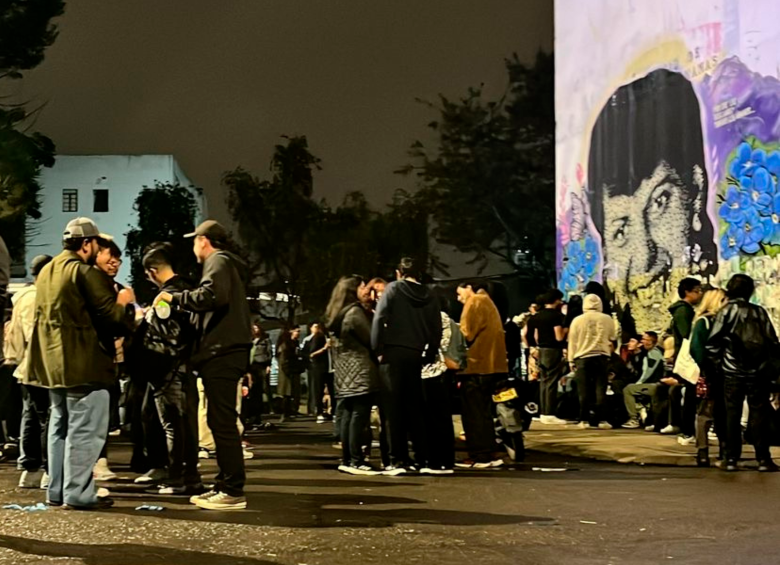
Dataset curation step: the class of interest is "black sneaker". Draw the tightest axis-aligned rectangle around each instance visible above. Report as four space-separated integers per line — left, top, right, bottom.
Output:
381 465 407 476
724 459 739 472
63 498 114 511
758 460 779 473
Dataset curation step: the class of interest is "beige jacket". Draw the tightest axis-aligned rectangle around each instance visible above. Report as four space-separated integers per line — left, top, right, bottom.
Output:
9 286 37 383
567 294 616 362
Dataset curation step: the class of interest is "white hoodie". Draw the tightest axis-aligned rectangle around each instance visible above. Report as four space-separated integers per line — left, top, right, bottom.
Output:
567 294 616 362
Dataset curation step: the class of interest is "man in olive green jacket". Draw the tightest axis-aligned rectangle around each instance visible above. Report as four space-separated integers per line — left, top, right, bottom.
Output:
28 218 135 510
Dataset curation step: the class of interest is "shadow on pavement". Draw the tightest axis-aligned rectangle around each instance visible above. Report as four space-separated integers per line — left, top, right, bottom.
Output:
108 488 552 528
0 535 279 565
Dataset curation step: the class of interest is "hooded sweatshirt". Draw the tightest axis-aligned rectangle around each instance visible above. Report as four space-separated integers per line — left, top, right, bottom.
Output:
668 300 695 355
370 279 442 364
170 250 252 368
567 294 616 362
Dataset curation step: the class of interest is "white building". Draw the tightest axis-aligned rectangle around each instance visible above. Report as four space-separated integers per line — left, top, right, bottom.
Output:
25 155 205 285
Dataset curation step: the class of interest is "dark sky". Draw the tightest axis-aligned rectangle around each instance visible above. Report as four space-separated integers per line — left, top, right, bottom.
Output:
19 0 553 224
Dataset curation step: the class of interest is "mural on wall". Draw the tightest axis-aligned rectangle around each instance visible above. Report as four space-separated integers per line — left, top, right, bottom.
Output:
556 0 780 333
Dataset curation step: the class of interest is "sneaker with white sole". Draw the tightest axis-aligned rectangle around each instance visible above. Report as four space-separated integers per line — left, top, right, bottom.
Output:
40 472 50 490
645 425 656 432
622 419 641 429
490 459 505 468
539 415 568 425
198 449 214 459
157 483 187 495
97 487 111 498
382 465 407 476
420 467 454 475
660 425 681 435
677 435 695 446
193 491 247 510
243 449 254 460
190 489 220 505
134 468 168 484
93 458 117 481
19 469 44 489
598 422 613 430
341 464 379 476
455 460 493 469
316 415 327 424
576 421 590 429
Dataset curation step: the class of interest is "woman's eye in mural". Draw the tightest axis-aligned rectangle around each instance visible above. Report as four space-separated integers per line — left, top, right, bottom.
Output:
609 217 629 247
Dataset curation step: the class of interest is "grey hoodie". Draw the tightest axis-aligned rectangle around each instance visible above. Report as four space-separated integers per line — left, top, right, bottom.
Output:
567 294 616 362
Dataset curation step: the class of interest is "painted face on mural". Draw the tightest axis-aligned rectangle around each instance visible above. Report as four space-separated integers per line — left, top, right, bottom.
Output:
603 161 695 295
586 69 716 331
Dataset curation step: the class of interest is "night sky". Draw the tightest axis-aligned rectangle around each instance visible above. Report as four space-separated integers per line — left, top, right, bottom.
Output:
18 0 553 225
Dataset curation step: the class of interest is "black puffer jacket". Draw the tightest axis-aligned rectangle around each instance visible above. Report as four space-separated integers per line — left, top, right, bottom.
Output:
331 303 378 399
705 298 779 379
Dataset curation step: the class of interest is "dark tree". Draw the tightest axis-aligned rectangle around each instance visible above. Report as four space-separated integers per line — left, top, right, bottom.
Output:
399 51 554 278
225 136 322 323
0 0 64 268
125 182 201 304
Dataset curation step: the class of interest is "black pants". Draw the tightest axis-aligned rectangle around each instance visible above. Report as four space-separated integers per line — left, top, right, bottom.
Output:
131 380 168 470
669 383 697 437
575 356 608 426
538 348 565 416
723 376 771 462
0 365 22 443
460 374 498 463
339 394 373 466
245 362 269 425
152 370 200 485
311 366 333 416
422 373 455 469
379 346 427 467
200 353 247 497
19 385 49 472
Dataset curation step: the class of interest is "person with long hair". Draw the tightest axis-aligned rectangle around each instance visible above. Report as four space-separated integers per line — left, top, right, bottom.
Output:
326 276 380 475
689 287 728 467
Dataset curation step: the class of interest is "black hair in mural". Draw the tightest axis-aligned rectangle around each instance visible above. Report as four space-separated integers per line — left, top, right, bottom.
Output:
587 69 716 297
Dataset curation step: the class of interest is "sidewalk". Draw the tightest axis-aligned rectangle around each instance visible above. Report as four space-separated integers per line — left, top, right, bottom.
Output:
522 423 780 466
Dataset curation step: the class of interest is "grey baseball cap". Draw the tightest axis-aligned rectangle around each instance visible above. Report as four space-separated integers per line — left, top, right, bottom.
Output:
63 217 101 240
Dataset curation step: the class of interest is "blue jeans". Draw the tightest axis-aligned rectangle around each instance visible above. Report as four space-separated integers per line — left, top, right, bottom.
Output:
48 387 109 507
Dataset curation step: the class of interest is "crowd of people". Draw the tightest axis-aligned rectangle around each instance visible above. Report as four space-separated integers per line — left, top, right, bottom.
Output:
521 276 780 471
0 215 777 513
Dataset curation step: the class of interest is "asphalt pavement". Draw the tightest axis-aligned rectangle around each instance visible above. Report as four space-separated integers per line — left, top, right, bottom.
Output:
0 418 776 565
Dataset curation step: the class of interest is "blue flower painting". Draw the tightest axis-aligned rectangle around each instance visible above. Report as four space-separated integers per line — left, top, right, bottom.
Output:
720 141 780 259
558 234 600 298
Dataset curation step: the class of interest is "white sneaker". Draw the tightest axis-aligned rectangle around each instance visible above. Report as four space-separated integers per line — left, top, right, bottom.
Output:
316 415 327 424
243 449 254 460
40 472 50 490
134 468 168 484
540 415 568 425
93 458 118 481
489 459 504 468
382 465 407 476
598 422 613 430
97 487 110 498
660 425 681 435
677 435 695 446
18 470 44 489
342 464 380 476
576 421 589 429
198 449 212 459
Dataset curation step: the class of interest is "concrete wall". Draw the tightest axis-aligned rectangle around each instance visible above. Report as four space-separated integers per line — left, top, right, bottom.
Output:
29 155 200 286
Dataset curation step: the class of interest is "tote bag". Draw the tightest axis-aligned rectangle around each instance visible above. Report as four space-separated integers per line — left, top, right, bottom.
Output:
673 318 708 385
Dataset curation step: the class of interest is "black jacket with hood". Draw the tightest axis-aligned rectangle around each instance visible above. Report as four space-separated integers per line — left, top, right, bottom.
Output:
170 250 251 368
668 300 695 354
370 279 442 364
705 298 779 380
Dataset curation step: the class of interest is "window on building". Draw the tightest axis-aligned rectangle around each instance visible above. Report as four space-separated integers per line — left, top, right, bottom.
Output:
62 189 78 213
93 189 109 213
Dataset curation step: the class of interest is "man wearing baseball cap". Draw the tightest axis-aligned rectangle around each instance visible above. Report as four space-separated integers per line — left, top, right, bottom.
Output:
155 219 251 510
28 218 136 510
